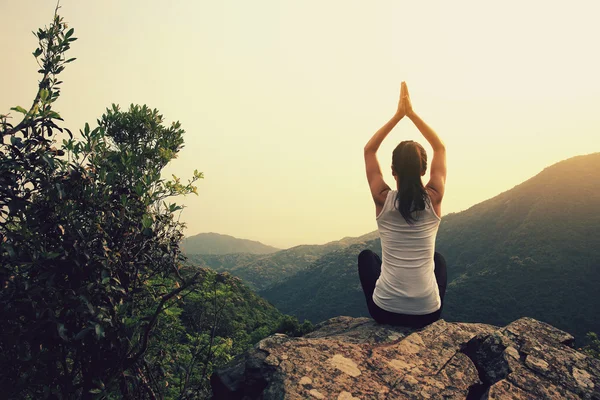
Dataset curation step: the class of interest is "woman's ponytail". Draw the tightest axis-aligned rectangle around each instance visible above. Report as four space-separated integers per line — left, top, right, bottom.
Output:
392 141 429 224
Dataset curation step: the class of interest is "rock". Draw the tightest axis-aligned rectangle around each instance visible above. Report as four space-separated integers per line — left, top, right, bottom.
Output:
463 317 600 399
211 316 600 399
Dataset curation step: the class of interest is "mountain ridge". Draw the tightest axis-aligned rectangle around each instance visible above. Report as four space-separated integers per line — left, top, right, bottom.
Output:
182 232 281 255
187 230 380 291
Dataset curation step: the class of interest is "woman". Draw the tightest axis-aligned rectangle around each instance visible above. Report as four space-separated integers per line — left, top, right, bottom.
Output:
359 81 447 328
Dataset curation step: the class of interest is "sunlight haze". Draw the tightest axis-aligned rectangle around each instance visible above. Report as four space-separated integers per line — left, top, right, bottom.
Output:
2 0 599 248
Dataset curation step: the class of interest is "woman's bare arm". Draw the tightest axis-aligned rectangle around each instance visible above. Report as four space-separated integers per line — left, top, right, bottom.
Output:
364 84 406 213
364 115 400 209
403 82 447 202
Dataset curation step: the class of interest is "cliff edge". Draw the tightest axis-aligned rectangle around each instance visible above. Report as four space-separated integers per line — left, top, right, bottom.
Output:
211 316 600 399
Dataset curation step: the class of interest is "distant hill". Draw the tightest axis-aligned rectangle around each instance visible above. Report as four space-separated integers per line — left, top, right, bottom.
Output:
260 153 600 341
187 231 379 291
182 232 280 255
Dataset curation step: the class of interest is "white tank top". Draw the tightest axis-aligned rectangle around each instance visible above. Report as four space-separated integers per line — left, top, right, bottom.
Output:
372 189 442 315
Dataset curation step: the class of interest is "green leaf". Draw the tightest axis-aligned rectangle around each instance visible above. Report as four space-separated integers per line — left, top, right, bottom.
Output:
57 323 68 341
142 214 153 229
40 89 49 102
65 57 76 63
65 28 74 38
89 389 102 394
95 324 105 339
74 328 91 341
10 106 27 114
41 154 55 169
47 111 62 119
45 252 61 259
10 136 22 147
33 48 43 57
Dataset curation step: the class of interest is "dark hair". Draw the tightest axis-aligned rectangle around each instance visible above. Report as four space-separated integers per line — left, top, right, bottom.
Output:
392 140 430 224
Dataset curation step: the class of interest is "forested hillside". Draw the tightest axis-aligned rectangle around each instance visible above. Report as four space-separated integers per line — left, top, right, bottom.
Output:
437 153 600 339
259 241 381 322
187 231 379 290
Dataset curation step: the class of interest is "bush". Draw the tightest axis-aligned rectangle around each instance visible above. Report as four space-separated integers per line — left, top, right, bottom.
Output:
0 8 202 398
581 332 600 360
275 315 314 337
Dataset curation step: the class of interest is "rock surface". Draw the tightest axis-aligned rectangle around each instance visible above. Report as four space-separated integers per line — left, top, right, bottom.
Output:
211 316 600 399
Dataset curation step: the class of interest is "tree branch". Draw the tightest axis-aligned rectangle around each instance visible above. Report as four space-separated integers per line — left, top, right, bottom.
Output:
124 272 201 370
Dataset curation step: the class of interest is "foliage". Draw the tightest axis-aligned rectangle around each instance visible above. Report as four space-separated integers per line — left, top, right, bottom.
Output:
260 242 380 323
275 315 314 337
435 153 600 340
0 8 202 398
581 332 600 360
137 268 312 398
0 8 316 399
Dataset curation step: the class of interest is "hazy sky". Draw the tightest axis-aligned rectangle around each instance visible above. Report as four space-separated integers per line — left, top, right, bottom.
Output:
2 1 599 248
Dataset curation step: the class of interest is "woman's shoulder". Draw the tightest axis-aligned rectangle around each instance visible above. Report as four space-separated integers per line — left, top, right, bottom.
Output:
425 187 442 219
376 190 397 219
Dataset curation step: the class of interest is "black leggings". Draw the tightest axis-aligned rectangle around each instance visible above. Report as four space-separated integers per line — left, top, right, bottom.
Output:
357 249 447 328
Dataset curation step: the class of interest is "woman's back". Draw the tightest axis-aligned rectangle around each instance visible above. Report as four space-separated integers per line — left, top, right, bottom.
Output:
373 190 441 314
360 81 447 326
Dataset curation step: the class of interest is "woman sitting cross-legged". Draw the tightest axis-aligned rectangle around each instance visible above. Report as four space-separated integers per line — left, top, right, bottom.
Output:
359 81 447 329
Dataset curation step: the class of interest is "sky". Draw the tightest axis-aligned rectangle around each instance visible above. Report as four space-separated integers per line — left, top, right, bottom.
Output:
2 1 599 248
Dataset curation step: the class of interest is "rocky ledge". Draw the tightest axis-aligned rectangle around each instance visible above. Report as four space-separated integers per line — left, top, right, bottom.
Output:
211 316 600 399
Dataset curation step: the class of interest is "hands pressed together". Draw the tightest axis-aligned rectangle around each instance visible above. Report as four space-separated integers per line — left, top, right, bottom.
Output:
395 81 415 119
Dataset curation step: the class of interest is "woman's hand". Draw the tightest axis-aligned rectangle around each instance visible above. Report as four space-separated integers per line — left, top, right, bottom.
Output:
395 82 407 119
401 81 415 118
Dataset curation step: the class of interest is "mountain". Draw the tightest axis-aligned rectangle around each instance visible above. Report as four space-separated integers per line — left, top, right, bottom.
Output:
181 232 280 255
187 231 379 291
436 153 600 337
260 153 600 341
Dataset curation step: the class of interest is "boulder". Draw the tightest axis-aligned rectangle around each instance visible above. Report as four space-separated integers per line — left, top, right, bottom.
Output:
211 316 600 399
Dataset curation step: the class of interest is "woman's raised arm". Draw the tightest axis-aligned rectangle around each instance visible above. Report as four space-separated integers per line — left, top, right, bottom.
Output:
402 82 447 202
363 84 406 212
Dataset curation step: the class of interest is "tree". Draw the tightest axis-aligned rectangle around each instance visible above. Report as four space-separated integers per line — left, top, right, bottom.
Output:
0 6 202 398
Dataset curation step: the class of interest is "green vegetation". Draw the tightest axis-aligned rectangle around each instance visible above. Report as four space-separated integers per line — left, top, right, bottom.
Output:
260 241 381 323
188 231 379 291
145 268 312 398
436 153 600 341
581 332 600 360
3 7 595 398
0 10 310 399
